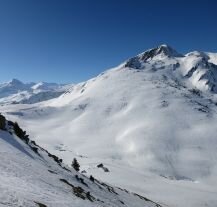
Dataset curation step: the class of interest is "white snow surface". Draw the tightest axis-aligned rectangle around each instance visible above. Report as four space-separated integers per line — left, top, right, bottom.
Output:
0 120 160 207
1 45 217 207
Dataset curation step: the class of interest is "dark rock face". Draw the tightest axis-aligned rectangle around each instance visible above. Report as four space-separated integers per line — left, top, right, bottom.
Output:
0 114 6 130
125 57 142 69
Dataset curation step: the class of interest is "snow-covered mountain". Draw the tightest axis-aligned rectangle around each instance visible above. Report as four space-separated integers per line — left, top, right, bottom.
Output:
0 79 72 104
0 115 161 207
1 44 217 207
125 44 217 93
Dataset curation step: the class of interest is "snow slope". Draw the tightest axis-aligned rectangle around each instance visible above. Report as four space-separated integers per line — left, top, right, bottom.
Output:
0 115 161 207
1 45 217 207
0 79 72 104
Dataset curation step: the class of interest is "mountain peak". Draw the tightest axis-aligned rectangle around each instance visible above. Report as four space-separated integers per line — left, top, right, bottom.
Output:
139 44 183 61
124 44 183 69
9 78 23 85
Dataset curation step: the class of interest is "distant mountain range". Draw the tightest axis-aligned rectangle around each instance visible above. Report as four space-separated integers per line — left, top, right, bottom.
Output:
0 79 73 104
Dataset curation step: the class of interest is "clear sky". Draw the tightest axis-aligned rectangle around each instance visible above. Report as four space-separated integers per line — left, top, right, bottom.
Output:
0 0 217 83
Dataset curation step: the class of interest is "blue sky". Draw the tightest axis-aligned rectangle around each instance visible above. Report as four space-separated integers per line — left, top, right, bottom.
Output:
0 0 217 83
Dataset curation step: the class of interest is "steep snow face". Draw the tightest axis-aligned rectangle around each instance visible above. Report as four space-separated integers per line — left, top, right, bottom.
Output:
0 117 161 207
180 51 217 92
0 79 72 104
206 52 217 65
1 45 217 207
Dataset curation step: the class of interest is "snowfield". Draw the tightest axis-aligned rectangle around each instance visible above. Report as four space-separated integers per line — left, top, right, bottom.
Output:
1 45 217 207
0 116 162 207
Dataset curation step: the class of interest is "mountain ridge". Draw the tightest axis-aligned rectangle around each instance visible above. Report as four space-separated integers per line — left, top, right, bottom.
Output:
123 45 217 93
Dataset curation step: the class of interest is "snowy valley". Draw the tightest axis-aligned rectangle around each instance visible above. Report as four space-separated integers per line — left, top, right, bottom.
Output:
1 45 217 207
